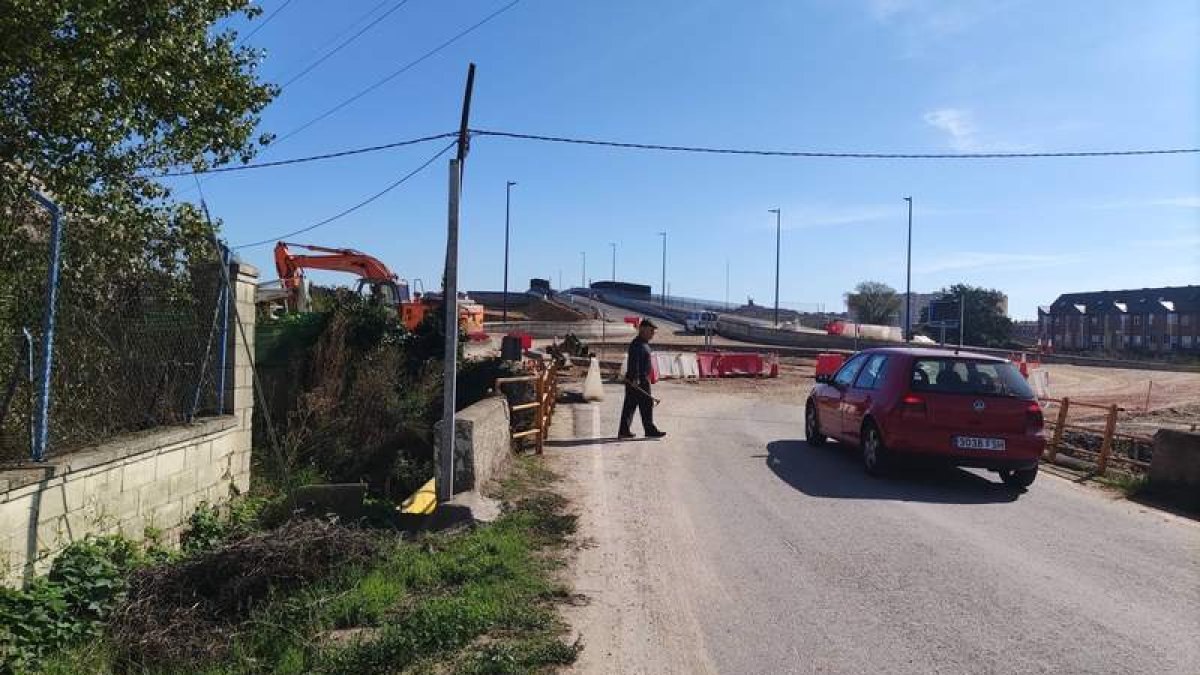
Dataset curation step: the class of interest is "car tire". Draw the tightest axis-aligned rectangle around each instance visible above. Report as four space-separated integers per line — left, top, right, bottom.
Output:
805 401 827 447
861 421 889 476
1000 467 1037 489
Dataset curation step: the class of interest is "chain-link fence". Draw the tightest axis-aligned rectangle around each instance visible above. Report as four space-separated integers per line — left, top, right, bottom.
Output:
0 196 228 462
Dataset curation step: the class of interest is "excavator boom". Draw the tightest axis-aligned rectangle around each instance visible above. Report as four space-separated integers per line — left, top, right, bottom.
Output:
270 240 482 334
274 241 399 290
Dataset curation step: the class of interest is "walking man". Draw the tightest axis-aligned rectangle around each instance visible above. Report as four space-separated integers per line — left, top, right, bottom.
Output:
619 319 667 439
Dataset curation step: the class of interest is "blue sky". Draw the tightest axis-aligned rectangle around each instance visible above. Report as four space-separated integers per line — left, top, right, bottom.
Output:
176 0 1200 320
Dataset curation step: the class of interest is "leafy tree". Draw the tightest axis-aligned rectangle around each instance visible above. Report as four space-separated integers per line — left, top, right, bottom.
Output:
0 0 278 321
845 281 901 325
919 284 1012 347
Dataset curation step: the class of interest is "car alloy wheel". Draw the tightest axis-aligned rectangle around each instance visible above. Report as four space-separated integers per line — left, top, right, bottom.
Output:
806 402 826 446
862 424 886 476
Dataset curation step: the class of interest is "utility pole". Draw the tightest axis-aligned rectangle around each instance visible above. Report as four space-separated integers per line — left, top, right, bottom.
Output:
502 180 516 322
438 63 475 504
658 231 667 305
904 196 913 342
580 251 586 288
609 242 616 281
725 258 730 310
769 208 781 329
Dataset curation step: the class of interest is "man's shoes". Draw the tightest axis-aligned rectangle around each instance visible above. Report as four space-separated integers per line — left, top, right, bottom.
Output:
617 431 635 439
645 429 667 438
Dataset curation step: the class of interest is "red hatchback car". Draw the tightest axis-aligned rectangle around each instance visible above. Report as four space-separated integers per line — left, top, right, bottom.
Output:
805 347 1045 489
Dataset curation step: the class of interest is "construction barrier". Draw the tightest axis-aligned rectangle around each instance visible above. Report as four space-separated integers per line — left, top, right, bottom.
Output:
619 351 700 381
495 360 560 454
696 351 779 378
815 353 846 378
1043 397 1153 475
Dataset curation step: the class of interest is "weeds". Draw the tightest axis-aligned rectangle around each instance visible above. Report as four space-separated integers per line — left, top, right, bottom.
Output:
1099 472 1150 497
0 535 165 673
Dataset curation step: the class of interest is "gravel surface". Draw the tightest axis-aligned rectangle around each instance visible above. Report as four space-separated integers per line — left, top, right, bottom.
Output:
546 382 1200 675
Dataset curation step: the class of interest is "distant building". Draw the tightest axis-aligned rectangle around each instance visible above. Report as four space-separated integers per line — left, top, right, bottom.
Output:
1011 320 1039 345
590 281 651 300
1040 285 1200 352
897 292 940 330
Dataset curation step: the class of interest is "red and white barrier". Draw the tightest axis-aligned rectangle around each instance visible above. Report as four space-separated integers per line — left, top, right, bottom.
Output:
697 351 779 378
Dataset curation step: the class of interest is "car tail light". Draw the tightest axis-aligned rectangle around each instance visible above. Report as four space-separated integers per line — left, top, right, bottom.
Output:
900 393 926 419
1026 401 1044 432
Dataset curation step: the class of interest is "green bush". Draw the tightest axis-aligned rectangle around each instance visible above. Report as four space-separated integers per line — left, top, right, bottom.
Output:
0 535 150 673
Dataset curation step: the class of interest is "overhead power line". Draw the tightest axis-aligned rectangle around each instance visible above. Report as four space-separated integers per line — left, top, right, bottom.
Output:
154 132 456 177
236 0 297 47
232 139 455 249
280 0 414 89
275 0 523 145
470 129 1200 159
149 128 1198 182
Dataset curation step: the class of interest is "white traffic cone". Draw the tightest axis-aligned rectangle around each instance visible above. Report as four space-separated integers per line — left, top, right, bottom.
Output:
583 356 604 401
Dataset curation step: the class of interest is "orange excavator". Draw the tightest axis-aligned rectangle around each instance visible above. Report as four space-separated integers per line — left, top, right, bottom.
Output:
272 241 484 334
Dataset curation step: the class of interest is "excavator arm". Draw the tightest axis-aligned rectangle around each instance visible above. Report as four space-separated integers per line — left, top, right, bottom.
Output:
270 241 482 334
274 241 400 290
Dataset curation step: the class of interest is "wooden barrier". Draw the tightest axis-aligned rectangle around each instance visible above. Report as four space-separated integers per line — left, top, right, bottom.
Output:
1043 397 1152 475
495 361 559 454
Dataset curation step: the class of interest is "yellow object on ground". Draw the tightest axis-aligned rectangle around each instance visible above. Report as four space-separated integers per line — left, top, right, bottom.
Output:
401 478 437 514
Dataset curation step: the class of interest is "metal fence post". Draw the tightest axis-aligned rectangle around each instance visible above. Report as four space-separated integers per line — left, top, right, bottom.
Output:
215 245 231 413
30 191 64 462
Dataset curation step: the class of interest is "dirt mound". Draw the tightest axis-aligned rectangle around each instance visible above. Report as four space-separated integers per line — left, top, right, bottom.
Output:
109 519 381 665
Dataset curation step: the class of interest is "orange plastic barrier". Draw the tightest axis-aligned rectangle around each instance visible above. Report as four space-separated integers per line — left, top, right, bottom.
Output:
815 353 846 378
697 351 779 378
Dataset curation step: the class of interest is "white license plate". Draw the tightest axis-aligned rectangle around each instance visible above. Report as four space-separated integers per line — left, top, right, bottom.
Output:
954 436 1006 451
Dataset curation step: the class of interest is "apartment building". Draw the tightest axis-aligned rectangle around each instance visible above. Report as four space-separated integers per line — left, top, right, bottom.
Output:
1039 285 1200 352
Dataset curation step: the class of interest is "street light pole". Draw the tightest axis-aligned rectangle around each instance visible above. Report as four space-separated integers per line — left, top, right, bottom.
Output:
658 231 667 305
609 242 616 281
725 258 730 310
503 181 516 323
904 196 913 342
769 208 781 329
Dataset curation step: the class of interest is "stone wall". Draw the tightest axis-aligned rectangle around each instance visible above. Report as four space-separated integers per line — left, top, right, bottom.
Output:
434 397 512 496
1148 429 1200 510
0 262 258 587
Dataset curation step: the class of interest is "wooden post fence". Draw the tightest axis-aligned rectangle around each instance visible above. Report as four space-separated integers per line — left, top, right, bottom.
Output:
1048 396 1069 462
1096 404 1118 476
495 360 560 455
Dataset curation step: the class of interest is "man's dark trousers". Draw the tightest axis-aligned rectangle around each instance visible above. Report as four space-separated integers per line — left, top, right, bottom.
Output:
619 379 656 435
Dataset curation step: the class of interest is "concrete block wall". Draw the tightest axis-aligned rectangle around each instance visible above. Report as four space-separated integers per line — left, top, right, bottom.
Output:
1148 429 1200 510
434 397 513 495
0 262 258 587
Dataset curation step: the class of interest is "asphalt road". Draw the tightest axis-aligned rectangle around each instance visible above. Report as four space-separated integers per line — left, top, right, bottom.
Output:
547 382 1200 675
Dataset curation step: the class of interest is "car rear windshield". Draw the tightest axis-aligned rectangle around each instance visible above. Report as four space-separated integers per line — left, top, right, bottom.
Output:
910 358 1035 399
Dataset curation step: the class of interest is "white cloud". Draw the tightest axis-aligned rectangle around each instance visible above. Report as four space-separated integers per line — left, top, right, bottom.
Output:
917 252 1076 275
761 203 975 230
781 205 895 229
923 108 978 152
866 0 1010 35
1098 196 1200 210
922 108 1035 152
868 0 913 20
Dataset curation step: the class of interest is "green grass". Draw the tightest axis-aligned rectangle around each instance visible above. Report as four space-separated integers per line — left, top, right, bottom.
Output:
1099 471 1150 497
40 458 578 675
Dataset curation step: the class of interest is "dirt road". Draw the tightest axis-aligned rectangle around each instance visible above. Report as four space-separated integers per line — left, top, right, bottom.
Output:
546 382 1200 675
